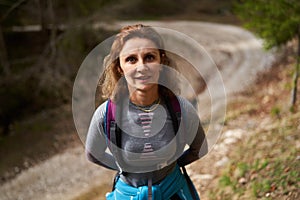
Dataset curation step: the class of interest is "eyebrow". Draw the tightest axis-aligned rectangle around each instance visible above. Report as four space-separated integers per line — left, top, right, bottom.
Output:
121 48 159 57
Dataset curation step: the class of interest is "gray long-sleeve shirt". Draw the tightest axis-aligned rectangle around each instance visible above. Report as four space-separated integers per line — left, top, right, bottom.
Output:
86 96 207 187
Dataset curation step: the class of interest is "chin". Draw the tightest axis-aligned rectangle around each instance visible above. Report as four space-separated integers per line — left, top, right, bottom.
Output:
136 84 157 92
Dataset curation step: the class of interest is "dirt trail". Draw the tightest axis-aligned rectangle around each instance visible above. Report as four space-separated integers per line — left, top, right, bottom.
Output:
0 21 273 200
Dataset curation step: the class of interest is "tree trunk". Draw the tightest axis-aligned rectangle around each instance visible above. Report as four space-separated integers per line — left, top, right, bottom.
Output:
38 0 57 57
38 0 48 33
48 0 57 59
0 24 10 75
290 27 300 107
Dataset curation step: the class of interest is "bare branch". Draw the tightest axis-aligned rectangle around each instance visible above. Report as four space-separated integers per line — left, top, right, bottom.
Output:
1 0 27 22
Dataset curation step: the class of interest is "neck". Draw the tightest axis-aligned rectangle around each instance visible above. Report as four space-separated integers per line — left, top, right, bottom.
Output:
129 87 159 106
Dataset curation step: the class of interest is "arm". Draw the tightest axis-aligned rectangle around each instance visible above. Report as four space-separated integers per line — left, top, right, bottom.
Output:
176 98 208 167
85 101 118 170
177 121 207 167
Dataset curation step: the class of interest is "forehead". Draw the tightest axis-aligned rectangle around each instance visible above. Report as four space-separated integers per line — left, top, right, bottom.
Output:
120 37 159 56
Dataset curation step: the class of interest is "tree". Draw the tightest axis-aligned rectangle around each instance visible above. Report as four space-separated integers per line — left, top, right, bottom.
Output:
0 0 27 75
0 0 116 136
0 24 10 75
234 0 300 107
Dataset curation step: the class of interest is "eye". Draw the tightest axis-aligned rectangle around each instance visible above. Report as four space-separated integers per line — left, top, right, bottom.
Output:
144 54 155 62
125 56 137 63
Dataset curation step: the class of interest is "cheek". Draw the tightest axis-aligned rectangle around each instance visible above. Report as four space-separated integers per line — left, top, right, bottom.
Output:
149 63 162 74
121 65 136 79
119 62 132 75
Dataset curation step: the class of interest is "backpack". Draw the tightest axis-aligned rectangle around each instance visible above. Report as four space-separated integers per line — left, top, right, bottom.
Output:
103 95 199 200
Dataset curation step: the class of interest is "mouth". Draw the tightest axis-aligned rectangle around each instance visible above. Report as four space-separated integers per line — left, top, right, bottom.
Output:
135 76 151 82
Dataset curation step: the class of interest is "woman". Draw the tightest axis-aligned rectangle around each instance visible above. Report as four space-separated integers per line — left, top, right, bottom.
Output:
86 24 207 200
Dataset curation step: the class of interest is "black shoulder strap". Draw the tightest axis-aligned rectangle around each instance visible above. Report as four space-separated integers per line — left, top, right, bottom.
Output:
182 166 199 200
164 95 181 135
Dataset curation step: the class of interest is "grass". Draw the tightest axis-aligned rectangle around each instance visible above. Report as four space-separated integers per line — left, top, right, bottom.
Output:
208 62 300 200
203 43 300 200
210 111 300 199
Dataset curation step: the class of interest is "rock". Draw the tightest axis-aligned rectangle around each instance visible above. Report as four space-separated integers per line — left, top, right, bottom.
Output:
238 177 247 185
223 129 245 140
215 157 229 167
223 137 237 145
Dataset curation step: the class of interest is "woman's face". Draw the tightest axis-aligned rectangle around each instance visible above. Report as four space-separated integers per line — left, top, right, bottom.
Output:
119 37 161 93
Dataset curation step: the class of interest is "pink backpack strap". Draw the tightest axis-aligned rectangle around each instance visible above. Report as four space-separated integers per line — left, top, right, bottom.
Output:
165 95 181 135
105 99 116 142
170 95 181 113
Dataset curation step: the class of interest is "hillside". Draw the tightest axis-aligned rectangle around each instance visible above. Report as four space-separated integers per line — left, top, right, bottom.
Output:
194 42 300 200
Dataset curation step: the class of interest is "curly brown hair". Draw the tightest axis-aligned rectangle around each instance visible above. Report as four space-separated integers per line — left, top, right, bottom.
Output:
98 24 179 103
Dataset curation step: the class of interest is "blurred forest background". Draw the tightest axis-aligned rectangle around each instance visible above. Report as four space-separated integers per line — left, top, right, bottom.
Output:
0 0 237 182
0 0 299 199
0 0 237 135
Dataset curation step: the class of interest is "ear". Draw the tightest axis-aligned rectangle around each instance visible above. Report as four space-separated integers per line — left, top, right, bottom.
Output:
117 66 124 76
160 53 165 63
161 53 169 65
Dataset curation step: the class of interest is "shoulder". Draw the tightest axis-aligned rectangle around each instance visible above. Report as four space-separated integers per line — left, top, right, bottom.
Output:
177 96 200 126
177 96 196 112
92 100 109 123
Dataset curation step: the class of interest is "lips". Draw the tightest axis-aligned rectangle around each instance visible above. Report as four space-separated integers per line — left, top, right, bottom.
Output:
135 76 152 83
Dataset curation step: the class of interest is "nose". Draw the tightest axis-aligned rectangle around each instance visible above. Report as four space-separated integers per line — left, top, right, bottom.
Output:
136 59 148 72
